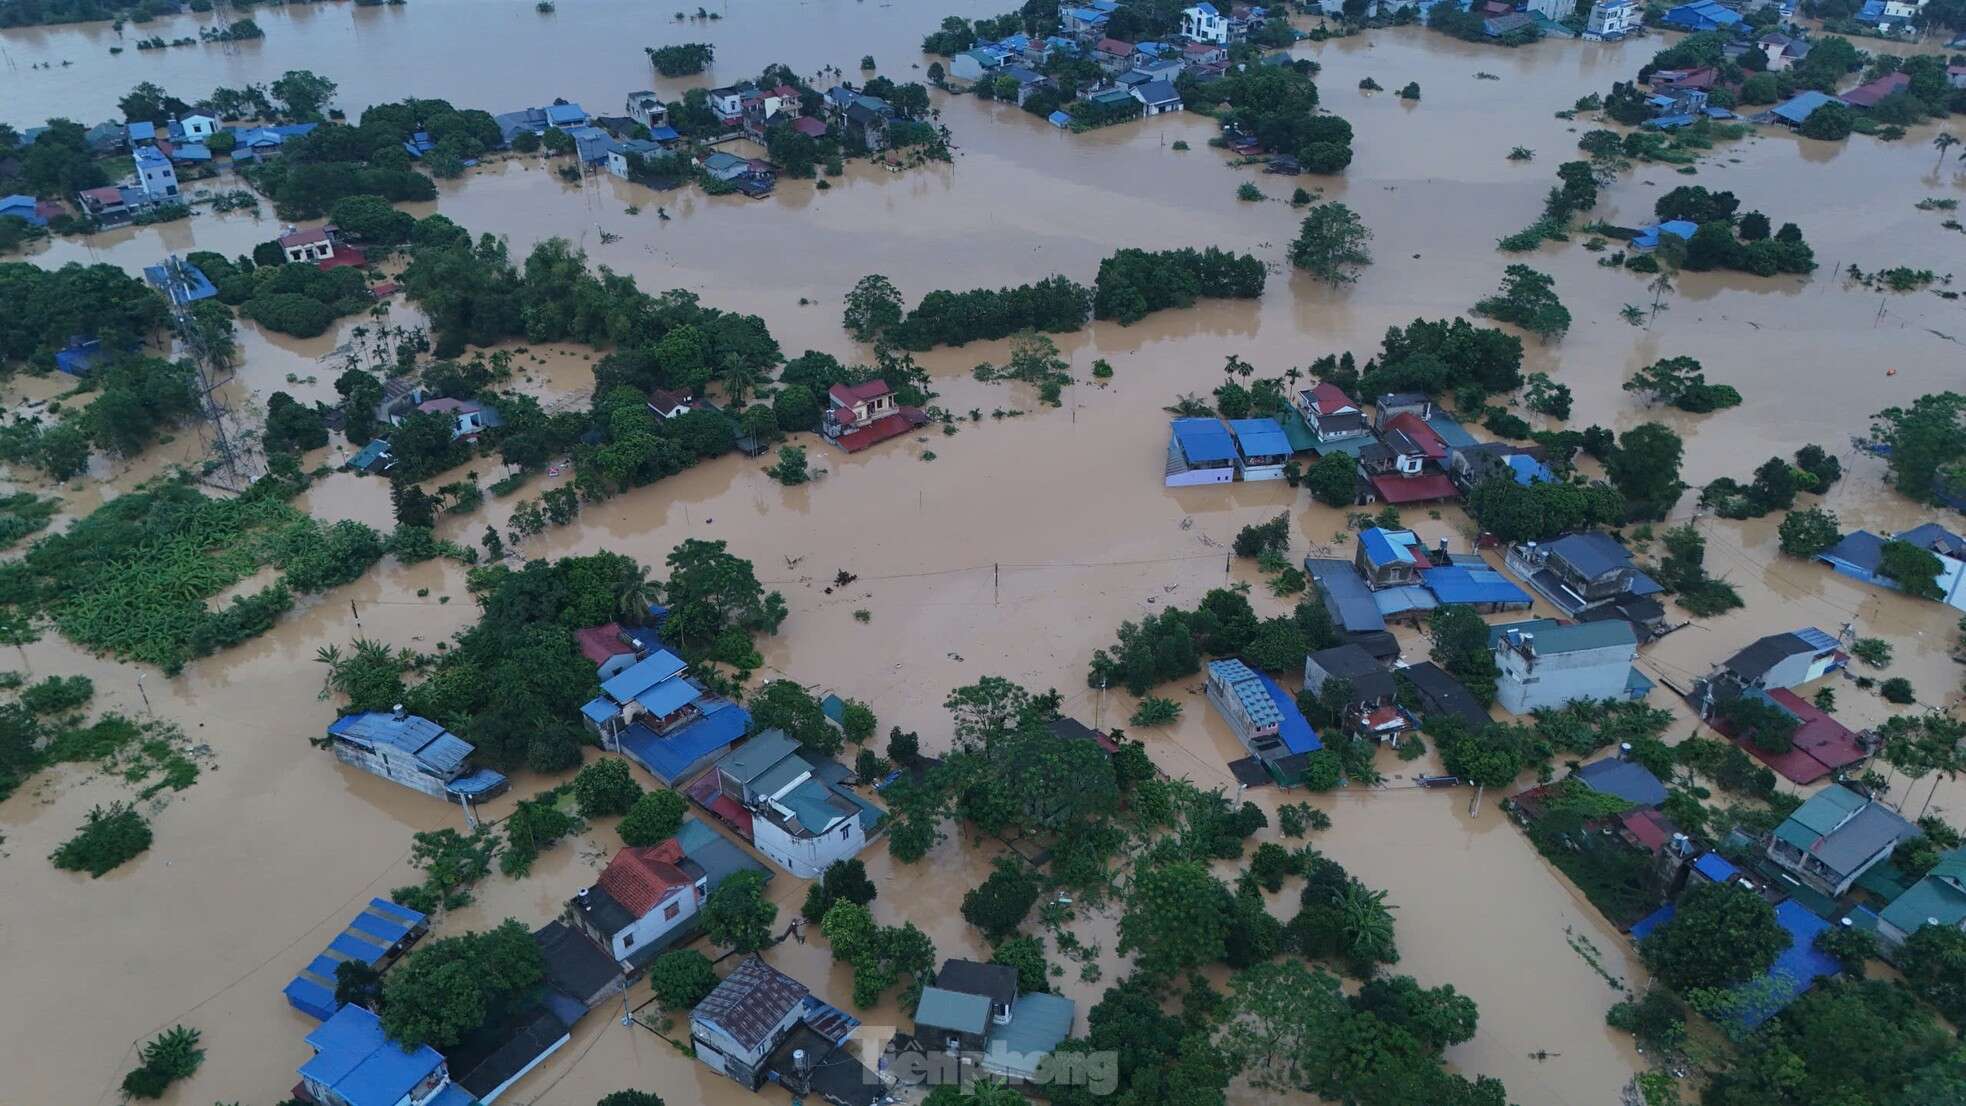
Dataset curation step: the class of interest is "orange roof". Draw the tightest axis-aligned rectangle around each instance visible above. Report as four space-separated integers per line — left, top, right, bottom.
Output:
595 840 691 917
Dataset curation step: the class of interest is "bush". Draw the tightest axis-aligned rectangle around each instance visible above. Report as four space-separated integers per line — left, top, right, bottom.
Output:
50 802 153 877
1881 677 1915 704
1852 637 1893 668
572 758 643 818
1130 696 1182 726
647 949 718 1008
961 858 1041 939
618 789 687 846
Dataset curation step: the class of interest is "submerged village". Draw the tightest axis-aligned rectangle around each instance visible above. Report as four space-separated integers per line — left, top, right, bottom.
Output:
5 2 1966 1106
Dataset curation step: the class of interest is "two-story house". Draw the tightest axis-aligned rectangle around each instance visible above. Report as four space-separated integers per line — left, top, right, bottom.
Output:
323 708 509 803
1446 441 1554 493
579 649 701 743
1766 784 1917 898
1182 2 1231 41
1354 527 1425 589
1294 381 1370 445
702 730 869 878
133 143 178 201
909 958 1076 1084
278 224 363 268
691 956 811 1090
1303 644 1409 741
708 85 751 124
1504 531 1666 630
568 837 707 967
824 378 926 452
625 90 668 129
1492 620 1643 714
1582 0 1639 38
1692 627 1845 717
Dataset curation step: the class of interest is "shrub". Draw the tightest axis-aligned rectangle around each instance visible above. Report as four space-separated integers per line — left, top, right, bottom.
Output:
647 949 718 1008
1130 697 1182 726
50 802 152 877
1852 637 1893 668
618 789 687 846
1881 677 1915 704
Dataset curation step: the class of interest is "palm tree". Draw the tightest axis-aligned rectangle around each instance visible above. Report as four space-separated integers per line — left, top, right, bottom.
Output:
314 644 343 699
720 352 768 408
1935 131 1958 170
614 564 658 626
1336 881 1398 965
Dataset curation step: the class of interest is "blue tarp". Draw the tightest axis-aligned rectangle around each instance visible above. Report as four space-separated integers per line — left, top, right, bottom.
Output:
1505 454 1557 485
619 702 751 784
1631 900 1837 1029
1048 110 1072 127
54 338 107 376
1171 418 1237 464
1228 417 1291 459
1421 565 1532 607
1252 670 1322 755
1693 851 1740 883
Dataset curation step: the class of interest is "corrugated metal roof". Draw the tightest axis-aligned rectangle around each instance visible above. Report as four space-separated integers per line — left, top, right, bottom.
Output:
600 650 688 705
1360 527 1419 566
981 992 1076 1080
916 986 992 1036
1306 557 1386 633
1692 851 1739 883
1207 659 1282 728
1171 418 1237 464
1421 565 1530 607
327 712 472 776
1227 417 1290 457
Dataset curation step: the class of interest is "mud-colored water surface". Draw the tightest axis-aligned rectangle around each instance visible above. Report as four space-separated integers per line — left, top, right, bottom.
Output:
5 4 1965 1105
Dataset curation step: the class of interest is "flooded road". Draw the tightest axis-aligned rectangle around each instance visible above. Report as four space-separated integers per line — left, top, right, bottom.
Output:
4 5 1965 1106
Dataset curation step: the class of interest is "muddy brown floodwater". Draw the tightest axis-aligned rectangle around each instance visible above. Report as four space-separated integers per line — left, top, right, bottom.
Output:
5 4 1966 1105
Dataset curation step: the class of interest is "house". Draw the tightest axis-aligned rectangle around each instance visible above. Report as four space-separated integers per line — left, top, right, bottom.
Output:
1419 563 1533 612
142 255 219 307
1227 418 1288 480
1482 11 1537 35
324 708 510 802
574 621 658 680
692 729 872 878
1631 220 1697 251
646 388 695 420
1446 441 1555 492
565 125 614 165
791 116 829 139
283 898 430 1021
915 987 993 1053
607 137 669 179
1708 627 1845 695
279 224 363 268
296 1004 477 1106
1572 753 1669 808
1504 532 1665 627
1877 849 1966 946
1950 63 1966 90
416 397 501 440
1304 644 1395 706
1305 557 1392 638
1839 71 1911 109
1817 524 1966 611
691 956 811 1089
1093 36 1136 68
1660 0 1742 29
175 113 218 141
978 995 1076 1084
1572 0 1635 43
1296 381 1372 445
1061 5 1111 34
1399 660 1492 733
1130 78 1184 115
126 120 157 145
132 143 179 200
950 48 1005 83
913 957 1070 1073
1757 32 1811 70
1183 39 1230 64
77 184 128 220
1711 686 1868 785
998 66 1055 106
580 649 700 742
53 336 109 376
1204 658 1321 784
1165 418 1238 486
1358 413 1457 505
447 1002 577 1104
1492 620 1644 714
1528 0 1578 20
0 194 46 226
169 143 213 166
1768 89 1835 127
567 836 708 967
625 90 668 128
708 85 750 122
1372 392 1431 428
824 379 926 452
699 150 750 183
1355 527 1425 589
842 97 895 151
1766 784 1917 898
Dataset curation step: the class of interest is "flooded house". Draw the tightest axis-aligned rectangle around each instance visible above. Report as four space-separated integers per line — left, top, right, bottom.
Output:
1446 441 1555 492
565 816 771 969
1581 0 1639 39
415 397 502 441
1765 784 1916 898
279 225 363 268
1294 381 1372 446
688 729 876 878
824 379 927 452
1660 0 1741 30
1504 532 1667 637
1357 411 1457 505
1165 418 1238 486
1397 661 1493 732
582 650 752 785
1709 685 1869 786
1817 523 1966 611
1875 850 1966 947
283 898 430 1022
1303 644 1410 742
573 620 662 681
295 1004 477 1106
905 959 1077 1085
1628 897 1839 1031
1691 627 1846 714
1570 754 1668 809
690 955 881 1104
142 254 218 307
1226 417 1289 480
322 708 510 802
1491 620 1647 715
1205 658 1322 785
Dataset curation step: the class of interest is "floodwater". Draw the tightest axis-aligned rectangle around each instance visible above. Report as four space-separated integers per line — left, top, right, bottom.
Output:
4 4 1965 1105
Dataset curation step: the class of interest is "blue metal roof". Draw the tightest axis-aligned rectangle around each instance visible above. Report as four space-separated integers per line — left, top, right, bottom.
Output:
635 674 702 717
1505 454 1556 486
1171 418 1237 464
1421 565 1531 606
128 121 157 140
1228 418 1290 458
1573 757 1666 807
599 650 688 705
1360 527 1417 566
1772 89 1833 123
619 701 751 785
1693 852 1739 883
300 1005 446 1106
1373 585 1436 617
1792 626 1839 652
1254 670 1322 754
580 696 617 725
545 102 588 124
327 712 473 777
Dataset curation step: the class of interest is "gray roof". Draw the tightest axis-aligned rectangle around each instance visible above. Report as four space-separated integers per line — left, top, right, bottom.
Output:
1309 643 1385 680
936 959 1017 1008
981 992 1076 1080
717 729 802 785
1821 530 1886 573
915 986 992 1036
1897 523 1966 559
1135 78 1181 104
1306 557 1386 634
1724 632 1812 681
693 955 808 1051
1400 661 1491 731
1573 757 1667 808
1813 802 1918 876
1499 619 1636 655
1544 532 1635 579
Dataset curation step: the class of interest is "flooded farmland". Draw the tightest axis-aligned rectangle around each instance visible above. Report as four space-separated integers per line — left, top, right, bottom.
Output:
4 2 1965 1105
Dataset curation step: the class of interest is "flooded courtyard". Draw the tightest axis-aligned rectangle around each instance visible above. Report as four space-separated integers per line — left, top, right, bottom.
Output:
3 2 1965 1105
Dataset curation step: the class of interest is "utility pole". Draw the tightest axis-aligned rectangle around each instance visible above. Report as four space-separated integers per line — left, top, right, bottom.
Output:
994 562 999 606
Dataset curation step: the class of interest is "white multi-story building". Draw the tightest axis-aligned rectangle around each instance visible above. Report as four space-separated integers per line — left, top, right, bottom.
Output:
1583 0 1639 39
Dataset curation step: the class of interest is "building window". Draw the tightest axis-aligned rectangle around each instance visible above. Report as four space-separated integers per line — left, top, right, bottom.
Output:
664 901 681 920
840 822 852 840
622 932 635 948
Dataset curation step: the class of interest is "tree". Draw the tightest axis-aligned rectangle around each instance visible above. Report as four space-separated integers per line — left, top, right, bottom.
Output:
802 857 878 923
1640 881 1790 992
1936 131 1959 170
843 274 905 341
380 920 545 1048
618 789 687 846
1305 451 1359 507
962 858 1041 940
1800 100 1855 140
991 935 1052 994
750 679 840 757
1119 860 1232 976
597 1093 666 1106
1880 539 1946 601
701 869 777 951
768 445 809 485
1606 423 1685 520
1289 203 1373 284
773 383 819 433
572 758 643 818
271 69 339 118
841 701 876 745
647 949 719 1009
1351 975 1479 1052
662 539 787 655
1899 924 1966 1024
1428 605 1499 706
1473 265 1570 341
1654 185 1739 225
1872 392 1966 503
1778 507 1841 558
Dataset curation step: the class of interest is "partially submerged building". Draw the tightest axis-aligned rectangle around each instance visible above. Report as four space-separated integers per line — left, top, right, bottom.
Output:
1492 620 1648 715
565 815 770 969
323 708 509 802
690 955 882 1105
1504 532 1666 639
1165 417 1239 486
1818 523 1966 612
1205 658 1322 785
687 729 879 878
1766 784 1917 898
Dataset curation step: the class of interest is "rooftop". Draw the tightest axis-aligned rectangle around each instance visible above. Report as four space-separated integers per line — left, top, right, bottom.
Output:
936 959 1018 1008
595 839 693 918
1775 785 1916 876
298 1004 445 1106
1724 628 1837 681
1227 417 1290 458
916 986 992 1036
326 711 474 778
1498 618 1637 656
693 955 809 1052
1171 418 1237 464
1543 531 1636 578
1573 756 1667 807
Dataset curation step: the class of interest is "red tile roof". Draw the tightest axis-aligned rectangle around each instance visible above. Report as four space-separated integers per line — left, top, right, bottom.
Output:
278 225 333 248
835 408 927 453
829 379 893 406
575 623 636 665
1307 381 1357 416
1370 472 1458 504
792 116 828 138
595 839 691 917
1714 689 1865 785
1839 71 1910 109
1096 37 1135 56
81 186 123 204
647 388 693 413
1619 809 1674 854
1384 412 1447 460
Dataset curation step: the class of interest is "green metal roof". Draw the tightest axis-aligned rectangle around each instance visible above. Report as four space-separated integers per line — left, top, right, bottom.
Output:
1775 784 1867 852
916 986 990 1036
1501 619 1637 655
1276 408 1319 453
780 777 851 835
982 992 1077 1080
1881 849 1966 935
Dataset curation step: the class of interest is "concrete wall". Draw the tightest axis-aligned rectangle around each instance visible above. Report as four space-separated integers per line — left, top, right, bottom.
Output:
755 814 865 879
1496 642 1634 714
